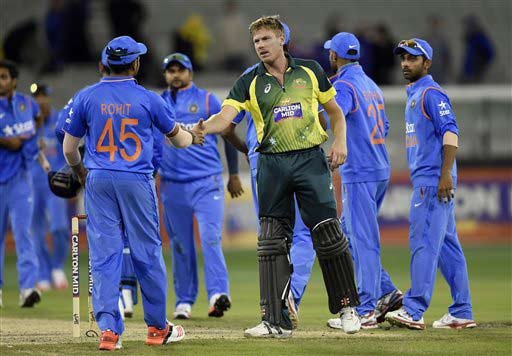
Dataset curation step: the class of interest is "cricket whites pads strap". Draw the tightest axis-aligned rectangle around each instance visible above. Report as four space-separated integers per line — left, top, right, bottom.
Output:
48 166 82 198
257 217 293 329
312 218 360 313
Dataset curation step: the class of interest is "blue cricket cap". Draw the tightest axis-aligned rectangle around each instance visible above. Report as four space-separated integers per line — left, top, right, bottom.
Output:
105 36 147 65
281 21 291 45
162 52 193 71
394 38 433 60
324 32 360 60
101 47 108 66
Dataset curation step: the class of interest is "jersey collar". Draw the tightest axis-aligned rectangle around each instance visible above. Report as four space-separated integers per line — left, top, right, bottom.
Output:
336 62 360 77
100 76 137 83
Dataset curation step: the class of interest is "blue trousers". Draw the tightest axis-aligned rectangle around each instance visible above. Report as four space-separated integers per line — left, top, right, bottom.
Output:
340 180 397 315
160 174 229 306
0 170 38 289
250 166 315 305
31 168 69 282
403 186 473 320
85 170 168 334
121 238 138 305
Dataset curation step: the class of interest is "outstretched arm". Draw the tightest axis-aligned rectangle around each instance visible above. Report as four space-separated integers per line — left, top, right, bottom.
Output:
203 105 239 135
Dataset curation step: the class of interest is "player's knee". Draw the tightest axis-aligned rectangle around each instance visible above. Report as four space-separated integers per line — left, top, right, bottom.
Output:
258 217 291 256
311 218 349 258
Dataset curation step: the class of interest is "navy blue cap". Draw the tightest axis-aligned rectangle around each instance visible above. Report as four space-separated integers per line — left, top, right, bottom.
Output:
394 38 433 60
324 32 360 60
281 21 291 45
105 36 147 65
162 52 193 71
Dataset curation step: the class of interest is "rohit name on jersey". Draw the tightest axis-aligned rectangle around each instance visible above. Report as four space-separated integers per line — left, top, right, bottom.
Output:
405 122 417 148
273 103 303 123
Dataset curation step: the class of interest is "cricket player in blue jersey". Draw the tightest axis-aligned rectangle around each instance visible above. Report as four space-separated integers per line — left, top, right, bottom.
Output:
0 60 43 308
56 49 161 320
63 36 203 350
30 84 69 291
386 38 475 330
159 52 242 319
322 32 402 331
222 22 317 330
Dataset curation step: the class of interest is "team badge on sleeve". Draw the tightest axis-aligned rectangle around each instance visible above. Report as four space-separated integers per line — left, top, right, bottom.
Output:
438 101 450 116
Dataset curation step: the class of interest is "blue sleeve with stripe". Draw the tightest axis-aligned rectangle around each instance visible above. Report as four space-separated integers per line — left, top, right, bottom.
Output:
424 89 458 136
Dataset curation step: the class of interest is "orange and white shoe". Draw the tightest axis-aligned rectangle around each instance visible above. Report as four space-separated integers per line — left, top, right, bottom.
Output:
99 329 122 351
386 307 426 330
145 321 185 345
433 313 476 329
51 269 68 290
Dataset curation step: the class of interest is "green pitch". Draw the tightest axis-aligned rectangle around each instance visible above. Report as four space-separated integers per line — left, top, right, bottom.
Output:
1 245 510 355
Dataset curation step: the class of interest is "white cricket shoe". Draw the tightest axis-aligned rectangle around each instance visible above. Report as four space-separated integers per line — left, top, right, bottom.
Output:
122 288 134 318
386 307 425 330
19 288 41 307
244 321 292 339
173 303 192 320
51 269 68 290
118 295 125 321
327 307 361 334
286 293 299 330
360 311 379 329
36 280 52 292
432 313 476 329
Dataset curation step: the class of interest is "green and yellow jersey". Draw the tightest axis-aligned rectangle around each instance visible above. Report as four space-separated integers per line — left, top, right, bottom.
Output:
223 54 336 153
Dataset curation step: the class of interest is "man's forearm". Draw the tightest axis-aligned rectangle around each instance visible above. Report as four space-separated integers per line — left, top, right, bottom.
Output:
329 111 347 145
441 144 457 176
204 112 233 134
63 133 82 166
0 137 24 151
221 124 248 154
441 132 458 175
168 126 193 148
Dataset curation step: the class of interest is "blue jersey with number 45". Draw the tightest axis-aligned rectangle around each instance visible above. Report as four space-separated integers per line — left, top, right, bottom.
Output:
64 76 176 174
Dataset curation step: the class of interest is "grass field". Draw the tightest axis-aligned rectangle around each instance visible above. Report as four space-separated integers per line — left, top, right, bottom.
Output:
1 245 511 355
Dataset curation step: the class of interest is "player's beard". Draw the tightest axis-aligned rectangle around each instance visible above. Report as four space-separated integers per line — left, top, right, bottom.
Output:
171 79 190 90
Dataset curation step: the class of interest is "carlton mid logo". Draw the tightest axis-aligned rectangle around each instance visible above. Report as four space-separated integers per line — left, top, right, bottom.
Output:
273 103 303 123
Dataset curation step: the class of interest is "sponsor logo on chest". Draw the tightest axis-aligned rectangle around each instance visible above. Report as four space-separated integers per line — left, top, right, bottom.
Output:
273 102 303 123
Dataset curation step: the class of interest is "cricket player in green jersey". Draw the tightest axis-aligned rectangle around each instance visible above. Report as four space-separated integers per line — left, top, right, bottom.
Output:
196 16 361 337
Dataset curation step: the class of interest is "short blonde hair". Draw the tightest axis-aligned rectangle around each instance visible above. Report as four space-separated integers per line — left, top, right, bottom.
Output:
249 15 284 38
